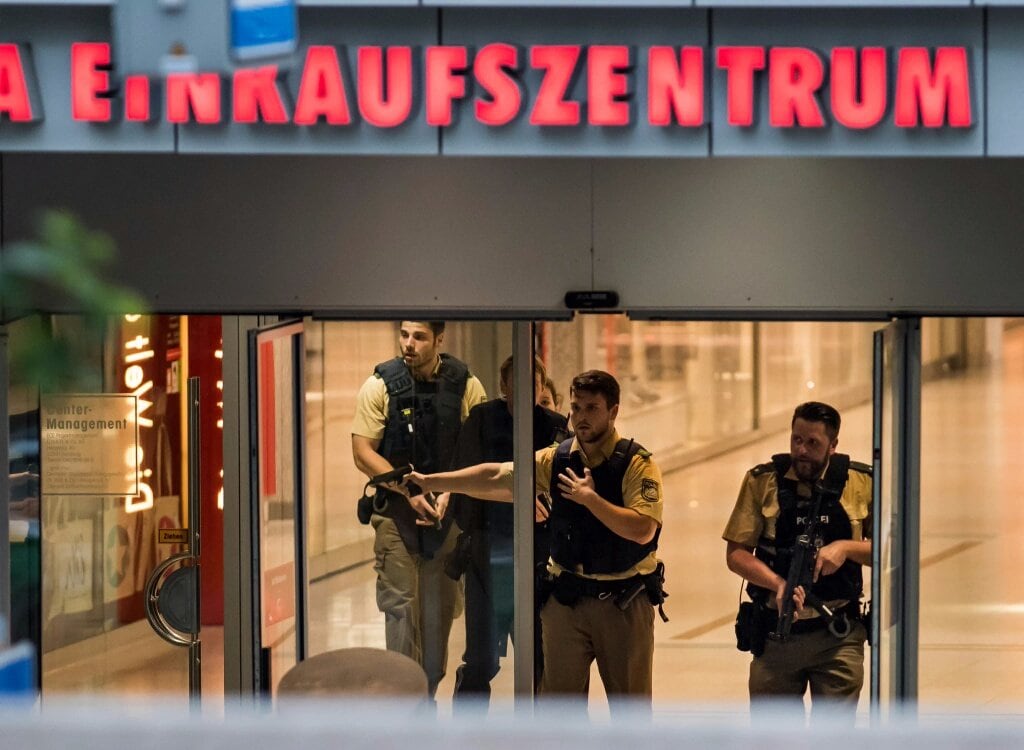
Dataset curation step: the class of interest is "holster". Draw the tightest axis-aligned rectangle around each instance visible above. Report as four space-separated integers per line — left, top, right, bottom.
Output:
356 494 374 525
735 599 768 657
861 600 873 643
356 487 392 526
444 531 474 581
551 572 584 607
536 566 555 609
643 561 670 622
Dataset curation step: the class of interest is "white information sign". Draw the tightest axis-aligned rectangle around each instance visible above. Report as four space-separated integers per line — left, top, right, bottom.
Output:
41 394 140 496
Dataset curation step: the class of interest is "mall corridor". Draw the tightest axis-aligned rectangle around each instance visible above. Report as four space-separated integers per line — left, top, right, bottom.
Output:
306 324 1024 718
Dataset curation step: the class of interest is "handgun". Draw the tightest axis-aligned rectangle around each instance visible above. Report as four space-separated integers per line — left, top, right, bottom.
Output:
422 492 444 531
369 464 413 487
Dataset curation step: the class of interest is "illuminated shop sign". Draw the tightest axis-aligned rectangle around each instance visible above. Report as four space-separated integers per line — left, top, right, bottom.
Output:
0 41 973 130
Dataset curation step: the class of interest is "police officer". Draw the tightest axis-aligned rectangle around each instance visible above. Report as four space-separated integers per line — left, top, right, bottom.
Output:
723 401 872 723
410 370 666 712
351 321 486 697
449 355 568 709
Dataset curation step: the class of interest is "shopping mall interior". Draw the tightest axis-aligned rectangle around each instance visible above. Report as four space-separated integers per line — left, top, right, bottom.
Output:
9 315 1023 719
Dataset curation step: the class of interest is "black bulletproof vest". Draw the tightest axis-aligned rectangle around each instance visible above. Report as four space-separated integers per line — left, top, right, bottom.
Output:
752 453 866 604
376 354 468 472
375 354 468 554
457 401 568 539
548 437 660 575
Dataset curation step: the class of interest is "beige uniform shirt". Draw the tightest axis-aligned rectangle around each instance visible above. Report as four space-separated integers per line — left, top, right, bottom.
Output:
722 459 873 549
351 357 488 441
500 429 664 580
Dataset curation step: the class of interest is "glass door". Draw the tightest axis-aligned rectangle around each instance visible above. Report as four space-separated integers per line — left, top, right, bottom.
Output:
871 318 922 719
35 314 204 707
249 320 307 697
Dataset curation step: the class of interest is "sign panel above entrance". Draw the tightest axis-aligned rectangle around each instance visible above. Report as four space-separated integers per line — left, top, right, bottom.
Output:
0 6 988 156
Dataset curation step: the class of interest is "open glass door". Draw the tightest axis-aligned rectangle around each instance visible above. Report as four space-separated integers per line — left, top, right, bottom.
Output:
249 320 307 697
871 318 921 720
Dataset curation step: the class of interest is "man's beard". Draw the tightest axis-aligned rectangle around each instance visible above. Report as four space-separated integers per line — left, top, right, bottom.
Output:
579 425 608 446
793 458 824 482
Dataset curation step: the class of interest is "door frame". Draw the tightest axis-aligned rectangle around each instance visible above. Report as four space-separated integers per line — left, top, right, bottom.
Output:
220 313 924 707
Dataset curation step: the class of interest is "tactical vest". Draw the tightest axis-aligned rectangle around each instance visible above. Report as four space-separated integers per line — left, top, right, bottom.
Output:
549 437 660 575
752 453 870 604
375 354 469 555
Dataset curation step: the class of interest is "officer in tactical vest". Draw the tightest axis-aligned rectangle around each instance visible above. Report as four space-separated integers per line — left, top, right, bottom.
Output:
449 355 568 708
409 370 667 712
351 321 487 697
723 401 872 723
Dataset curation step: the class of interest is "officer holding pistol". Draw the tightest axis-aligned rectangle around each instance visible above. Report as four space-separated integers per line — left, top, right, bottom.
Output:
723 401 872 722
410 370 667 712
351 321 486 697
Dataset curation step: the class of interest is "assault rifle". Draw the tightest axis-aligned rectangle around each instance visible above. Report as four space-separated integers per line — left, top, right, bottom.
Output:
770 481 852 641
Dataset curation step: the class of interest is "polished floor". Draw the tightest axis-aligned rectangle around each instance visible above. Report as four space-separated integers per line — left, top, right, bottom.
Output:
305 326 1024 718
41 326 1024 718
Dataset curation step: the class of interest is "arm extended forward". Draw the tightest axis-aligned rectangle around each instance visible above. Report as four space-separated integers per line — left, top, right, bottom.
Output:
410 463 513 503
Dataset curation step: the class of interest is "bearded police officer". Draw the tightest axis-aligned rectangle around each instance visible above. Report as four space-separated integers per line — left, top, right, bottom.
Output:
724 401 872 723
410 370 667 712
351 321 487 698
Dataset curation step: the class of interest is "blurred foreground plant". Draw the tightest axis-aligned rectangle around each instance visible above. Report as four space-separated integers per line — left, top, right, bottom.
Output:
1 211 146 392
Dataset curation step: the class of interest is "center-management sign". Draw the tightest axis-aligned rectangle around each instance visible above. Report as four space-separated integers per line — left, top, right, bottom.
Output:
41 394 139 497
0 42 972 131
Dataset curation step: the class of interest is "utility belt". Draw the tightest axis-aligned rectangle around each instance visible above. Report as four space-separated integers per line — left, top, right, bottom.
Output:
539 562 669 622
762 600 861 636
736 598 865 657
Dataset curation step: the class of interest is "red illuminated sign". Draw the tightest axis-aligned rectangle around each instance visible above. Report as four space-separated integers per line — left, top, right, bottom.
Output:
0 43 41 122
0 41 976 131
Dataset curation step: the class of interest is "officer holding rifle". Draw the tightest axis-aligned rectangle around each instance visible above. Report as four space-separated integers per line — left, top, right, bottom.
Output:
723 402 872 723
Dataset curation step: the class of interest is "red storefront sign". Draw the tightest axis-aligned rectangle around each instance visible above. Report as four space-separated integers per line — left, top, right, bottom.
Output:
0 41 973 130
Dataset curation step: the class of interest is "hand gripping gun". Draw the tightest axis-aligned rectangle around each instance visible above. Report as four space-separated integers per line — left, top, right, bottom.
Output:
365 464 443 530
358 464 413 524
770 482 852 642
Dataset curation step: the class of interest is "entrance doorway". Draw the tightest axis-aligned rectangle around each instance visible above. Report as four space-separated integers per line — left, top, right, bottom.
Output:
240 315 934 718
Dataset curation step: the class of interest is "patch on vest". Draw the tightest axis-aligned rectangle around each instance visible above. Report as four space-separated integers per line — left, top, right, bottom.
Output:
641 479 660 502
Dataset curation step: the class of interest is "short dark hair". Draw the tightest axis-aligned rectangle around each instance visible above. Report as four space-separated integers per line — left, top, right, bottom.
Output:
792 401 841 441
402 321 445 337
499 355 547 387
570 370 620 408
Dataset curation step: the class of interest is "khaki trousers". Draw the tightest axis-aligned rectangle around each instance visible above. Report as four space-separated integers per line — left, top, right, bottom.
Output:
371 515 462 697
749 619 866 724
539 595 655 712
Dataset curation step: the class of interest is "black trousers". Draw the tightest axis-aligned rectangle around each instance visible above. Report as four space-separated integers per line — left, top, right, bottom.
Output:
452 532 546 707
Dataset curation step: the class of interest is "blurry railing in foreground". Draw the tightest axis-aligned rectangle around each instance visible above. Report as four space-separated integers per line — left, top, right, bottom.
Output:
3 698 1024 749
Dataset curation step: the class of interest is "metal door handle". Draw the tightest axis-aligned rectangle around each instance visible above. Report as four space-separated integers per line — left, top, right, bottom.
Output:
144 551 197 647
